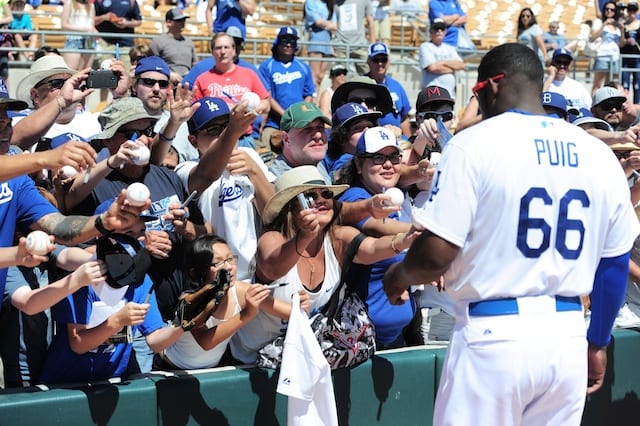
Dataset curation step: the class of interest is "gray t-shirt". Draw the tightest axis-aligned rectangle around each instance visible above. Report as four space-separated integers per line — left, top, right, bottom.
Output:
334 0 373 48
149 33 198 76
419 41 462 97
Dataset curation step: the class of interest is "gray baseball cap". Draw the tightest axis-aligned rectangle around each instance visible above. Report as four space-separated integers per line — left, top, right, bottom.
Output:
95 97 157 140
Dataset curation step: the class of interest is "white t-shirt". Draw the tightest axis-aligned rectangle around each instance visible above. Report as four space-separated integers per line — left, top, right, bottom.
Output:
548 77 592 110
230 234 341 364
419 41 462 96
413 112 639 303
175 148 276 281
164 285 241 369
277 292 338 426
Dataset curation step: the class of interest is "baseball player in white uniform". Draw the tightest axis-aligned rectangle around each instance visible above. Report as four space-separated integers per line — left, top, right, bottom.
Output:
383 43 640 425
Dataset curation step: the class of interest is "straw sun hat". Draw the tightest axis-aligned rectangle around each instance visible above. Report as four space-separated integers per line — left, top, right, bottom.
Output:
262 166 348 225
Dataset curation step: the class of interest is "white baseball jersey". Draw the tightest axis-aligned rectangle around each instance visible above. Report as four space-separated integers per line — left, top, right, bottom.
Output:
413 111 640 303
547 77 592 110
175 148 276 282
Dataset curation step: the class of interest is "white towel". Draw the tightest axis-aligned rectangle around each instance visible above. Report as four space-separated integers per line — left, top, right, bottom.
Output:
276 292 338 426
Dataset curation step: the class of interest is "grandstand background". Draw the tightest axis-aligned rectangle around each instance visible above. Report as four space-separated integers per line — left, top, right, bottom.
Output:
4 0 599 112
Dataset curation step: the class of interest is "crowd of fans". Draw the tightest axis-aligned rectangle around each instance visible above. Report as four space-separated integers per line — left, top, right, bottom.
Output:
0 0 639 392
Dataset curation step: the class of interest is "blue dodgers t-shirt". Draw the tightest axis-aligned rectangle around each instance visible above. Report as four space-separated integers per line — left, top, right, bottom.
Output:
39 276 163 384
339 184 416 345
0 175 57 305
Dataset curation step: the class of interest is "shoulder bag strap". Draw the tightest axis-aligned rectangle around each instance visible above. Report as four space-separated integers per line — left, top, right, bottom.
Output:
323 232 367 317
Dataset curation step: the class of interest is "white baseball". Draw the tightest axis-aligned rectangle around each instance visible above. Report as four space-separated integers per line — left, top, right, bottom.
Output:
25 230 51 256
430 152 441 168
132 144 150 166
385 187 404 206
100 59 113 70
241 92 260 111
60 165 77 179
126 182 150 207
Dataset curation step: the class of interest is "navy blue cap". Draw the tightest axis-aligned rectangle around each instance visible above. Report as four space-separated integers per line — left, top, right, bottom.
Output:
552 48 573 61
368 42 389 58
332 102 381 130
187 97 230 133
135 56 170 78
277 26 298 39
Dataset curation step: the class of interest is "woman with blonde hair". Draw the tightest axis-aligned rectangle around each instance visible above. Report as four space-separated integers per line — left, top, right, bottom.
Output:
61 0 97 70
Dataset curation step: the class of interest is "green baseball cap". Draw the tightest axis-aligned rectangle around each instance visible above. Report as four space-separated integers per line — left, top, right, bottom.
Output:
280 101 331 131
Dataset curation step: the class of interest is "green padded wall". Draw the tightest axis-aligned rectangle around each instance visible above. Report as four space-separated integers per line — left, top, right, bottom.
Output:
0 378 158 425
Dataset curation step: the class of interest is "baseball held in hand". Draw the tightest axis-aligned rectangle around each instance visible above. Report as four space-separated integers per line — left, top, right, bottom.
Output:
132 144 151 166
26 230 51 256
385 187 404 206
126 182 150 207
60 165 77 179
241 92 260 111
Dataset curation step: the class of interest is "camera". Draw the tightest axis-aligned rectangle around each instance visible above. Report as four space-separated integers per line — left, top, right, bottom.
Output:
86 70 118 89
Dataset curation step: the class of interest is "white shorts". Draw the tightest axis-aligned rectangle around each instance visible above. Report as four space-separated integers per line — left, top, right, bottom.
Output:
434 295 587 426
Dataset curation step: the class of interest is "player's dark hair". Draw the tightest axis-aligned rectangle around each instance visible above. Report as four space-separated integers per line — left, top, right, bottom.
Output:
185 234 229 287
477 43 543 91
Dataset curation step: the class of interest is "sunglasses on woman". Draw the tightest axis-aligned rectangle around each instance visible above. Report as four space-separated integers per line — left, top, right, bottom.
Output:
303 189 334 201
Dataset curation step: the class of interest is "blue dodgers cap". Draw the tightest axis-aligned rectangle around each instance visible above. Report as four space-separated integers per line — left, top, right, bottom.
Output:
368 42 389 58
569 107 613 131
552 48 573 61
187 97 230 133
356 126 400 154
332 102 381 130
542 91 567 118
277 26 298 39
134 56 171 78
0 77 27 110
51 132 88 149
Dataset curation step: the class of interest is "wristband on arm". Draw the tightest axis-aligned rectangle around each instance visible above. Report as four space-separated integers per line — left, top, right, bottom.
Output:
587 252 630 347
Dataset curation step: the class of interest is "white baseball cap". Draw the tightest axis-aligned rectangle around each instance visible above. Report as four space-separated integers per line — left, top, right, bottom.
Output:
355 126 400 154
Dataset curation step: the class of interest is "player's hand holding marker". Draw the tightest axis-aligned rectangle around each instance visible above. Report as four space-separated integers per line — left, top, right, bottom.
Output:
414 117 439 150
621 150 640 179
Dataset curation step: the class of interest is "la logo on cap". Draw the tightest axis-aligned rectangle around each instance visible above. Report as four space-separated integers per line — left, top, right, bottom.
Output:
285 27 294 34
205 99 220 112
376 128 390 141
349 104 367 115
373 44 386 53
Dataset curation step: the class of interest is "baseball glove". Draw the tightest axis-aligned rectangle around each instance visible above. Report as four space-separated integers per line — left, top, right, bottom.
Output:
173 269 231 331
